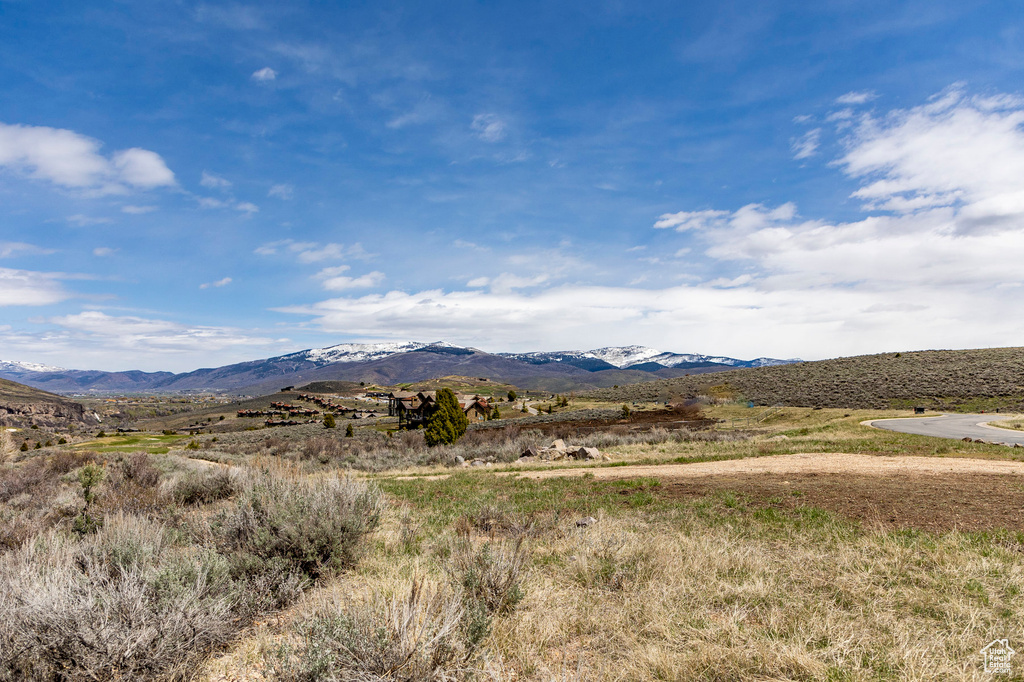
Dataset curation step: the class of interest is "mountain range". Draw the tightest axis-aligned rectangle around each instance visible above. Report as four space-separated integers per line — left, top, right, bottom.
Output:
0 342 798 395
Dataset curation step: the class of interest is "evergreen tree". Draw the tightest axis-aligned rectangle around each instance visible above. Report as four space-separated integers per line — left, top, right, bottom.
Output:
323 413 336 429
424 388 469 446
345 423 354 437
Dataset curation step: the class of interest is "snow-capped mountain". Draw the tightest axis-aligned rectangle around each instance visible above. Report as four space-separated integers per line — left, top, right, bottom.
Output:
0 360 68 373
500 347 799 371
281 341 440 365
0 342 799 394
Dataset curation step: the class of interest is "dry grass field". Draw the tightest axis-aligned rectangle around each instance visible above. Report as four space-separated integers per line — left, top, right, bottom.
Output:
4 403 1024 680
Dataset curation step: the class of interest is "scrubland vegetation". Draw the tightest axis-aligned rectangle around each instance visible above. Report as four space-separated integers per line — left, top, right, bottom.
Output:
2 401 1024 680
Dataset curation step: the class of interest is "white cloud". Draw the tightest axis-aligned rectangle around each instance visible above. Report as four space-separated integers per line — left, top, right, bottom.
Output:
255 239 368 263
122 205 157 214
92 247 116 257
0 242 51 258
316 267 385 291
838 87 1024 223
0 122 175 194
608 87 1024 356
835 91 877 105
67 214 113 226
268 183 293 199
471 113 506 142
0 268 70 306
111 148 176 188
790 128 821 159
42 310 283 359
199 277 232 289
198 196 259 213
200 171 232 189
653 209 731 231
485 273 549 294
272 281 1024 359
251 67 277 82
198 197 227 209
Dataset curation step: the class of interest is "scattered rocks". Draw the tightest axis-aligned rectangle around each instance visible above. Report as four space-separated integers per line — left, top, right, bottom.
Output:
522 439 604 461
471 459 486 467
454 455 465 466
962 437 974 443
576 516 598 528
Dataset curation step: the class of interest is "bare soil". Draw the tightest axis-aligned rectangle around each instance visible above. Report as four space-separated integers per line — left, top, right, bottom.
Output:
513 453 1024 532
658 472 1024 532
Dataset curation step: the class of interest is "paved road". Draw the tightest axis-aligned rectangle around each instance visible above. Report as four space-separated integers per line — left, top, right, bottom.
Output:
869 413 1024 446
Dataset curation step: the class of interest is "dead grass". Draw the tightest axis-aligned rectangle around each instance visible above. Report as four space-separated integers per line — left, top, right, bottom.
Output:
363 474 1024 680
989 418 1024 432
200 470 1023 681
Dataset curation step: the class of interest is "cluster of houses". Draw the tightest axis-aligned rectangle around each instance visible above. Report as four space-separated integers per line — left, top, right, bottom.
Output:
387 391 491 429
236 406 317 419
232 389 493 430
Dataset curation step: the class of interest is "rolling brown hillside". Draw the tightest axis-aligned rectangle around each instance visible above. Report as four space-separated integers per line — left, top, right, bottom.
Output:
0 378 89 426
588 347 1024 411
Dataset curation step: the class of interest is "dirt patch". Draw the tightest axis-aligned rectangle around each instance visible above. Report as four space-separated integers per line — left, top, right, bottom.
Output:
658 472 1024 533
516 452 1024 480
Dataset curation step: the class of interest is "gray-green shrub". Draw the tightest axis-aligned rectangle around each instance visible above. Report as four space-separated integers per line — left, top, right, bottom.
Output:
214 470 383 581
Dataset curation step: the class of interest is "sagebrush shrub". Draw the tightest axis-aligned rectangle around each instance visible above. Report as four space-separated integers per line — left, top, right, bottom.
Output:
214 470 383 581
269 579 468 682
0 514 236 682
169 467 236 505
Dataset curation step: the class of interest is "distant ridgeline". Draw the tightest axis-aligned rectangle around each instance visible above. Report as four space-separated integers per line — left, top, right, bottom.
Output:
587 347 1024 412
0 342 798 396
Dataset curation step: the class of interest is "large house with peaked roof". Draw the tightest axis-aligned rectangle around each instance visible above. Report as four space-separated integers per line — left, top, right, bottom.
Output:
388 390 491 428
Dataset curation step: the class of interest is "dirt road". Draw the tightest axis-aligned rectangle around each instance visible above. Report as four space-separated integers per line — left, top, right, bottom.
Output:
512 451 1024 480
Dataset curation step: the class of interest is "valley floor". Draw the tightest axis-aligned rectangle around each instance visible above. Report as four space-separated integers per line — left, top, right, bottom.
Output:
196 410 1024 681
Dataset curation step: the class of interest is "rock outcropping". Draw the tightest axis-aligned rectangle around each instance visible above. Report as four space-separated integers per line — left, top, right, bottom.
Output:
0 378 90 427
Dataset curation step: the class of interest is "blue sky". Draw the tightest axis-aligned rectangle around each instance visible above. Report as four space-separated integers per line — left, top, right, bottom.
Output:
3 0 1024 371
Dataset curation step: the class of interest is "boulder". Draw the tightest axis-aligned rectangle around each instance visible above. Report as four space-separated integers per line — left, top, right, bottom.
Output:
539 448 565 461
581 447 601 460
576 516 598 528
551 438 566 451
520 446 539 459
454 455 465 465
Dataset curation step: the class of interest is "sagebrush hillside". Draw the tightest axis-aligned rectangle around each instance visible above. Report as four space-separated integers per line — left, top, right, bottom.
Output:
589 347 1024 410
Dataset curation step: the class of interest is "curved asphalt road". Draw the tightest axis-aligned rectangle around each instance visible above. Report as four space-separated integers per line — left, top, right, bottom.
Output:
869 413 1024 446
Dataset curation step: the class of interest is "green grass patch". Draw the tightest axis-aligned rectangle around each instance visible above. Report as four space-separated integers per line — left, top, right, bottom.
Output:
73 433 188 454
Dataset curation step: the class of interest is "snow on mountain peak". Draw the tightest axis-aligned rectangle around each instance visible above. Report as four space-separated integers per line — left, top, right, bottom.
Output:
0 360 69 373
582 346 664 368
298 341 430 364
